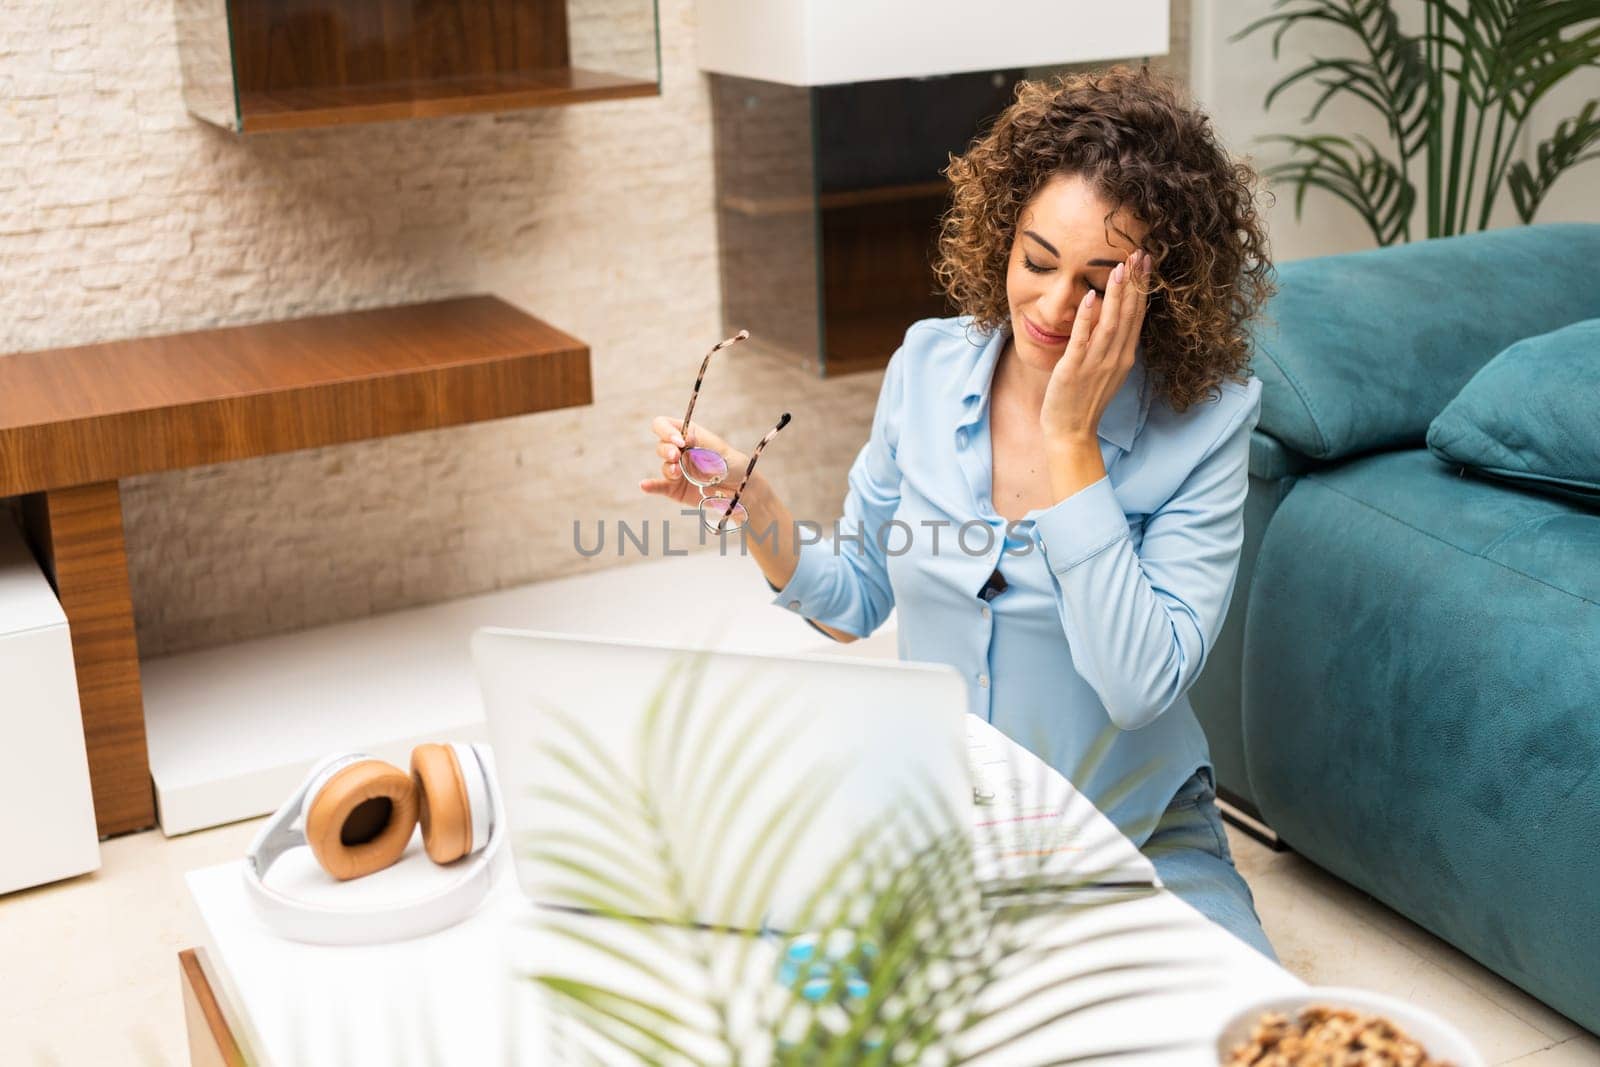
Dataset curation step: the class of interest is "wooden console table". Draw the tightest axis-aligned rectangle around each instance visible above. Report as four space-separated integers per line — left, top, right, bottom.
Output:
0 297 591 836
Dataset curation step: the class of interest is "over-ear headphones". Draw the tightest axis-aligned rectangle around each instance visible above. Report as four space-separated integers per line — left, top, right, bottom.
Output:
243 742 505 945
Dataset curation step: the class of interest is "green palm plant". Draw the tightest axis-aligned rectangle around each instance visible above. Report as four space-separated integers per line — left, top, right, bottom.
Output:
1234 0 1600 245
522 649 1215 1065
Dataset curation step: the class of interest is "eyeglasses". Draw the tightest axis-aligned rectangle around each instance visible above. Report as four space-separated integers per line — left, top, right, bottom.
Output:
677 330 792 535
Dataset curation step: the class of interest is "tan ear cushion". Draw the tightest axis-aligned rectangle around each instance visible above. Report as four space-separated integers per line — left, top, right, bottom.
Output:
411 744 472 865
305 761 418 881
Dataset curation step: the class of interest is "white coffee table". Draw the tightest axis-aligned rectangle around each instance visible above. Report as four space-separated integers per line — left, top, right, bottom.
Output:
180 720 1299 1065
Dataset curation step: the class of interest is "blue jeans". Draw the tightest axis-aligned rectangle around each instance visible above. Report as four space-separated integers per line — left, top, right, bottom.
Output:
1142 767 1278 961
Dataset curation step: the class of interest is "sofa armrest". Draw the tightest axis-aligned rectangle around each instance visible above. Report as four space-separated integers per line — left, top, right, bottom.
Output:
1248 429 1315 482
1251 223 1600 462
1187 428 1306 813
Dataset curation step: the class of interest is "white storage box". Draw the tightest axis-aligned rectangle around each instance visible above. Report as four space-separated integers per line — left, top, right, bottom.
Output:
695 0 1170 86
0 513 99 893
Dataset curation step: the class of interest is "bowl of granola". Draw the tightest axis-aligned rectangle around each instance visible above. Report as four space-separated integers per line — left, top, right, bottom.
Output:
1215 988 1483 1067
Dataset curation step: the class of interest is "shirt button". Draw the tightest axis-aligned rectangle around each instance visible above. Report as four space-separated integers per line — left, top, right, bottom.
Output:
955 428 968 449
979 605 990 619
977 673 989 688
788 600 801 610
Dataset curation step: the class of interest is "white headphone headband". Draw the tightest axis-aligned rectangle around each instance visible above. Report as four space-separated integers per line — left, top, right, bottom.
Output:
242 744 506 946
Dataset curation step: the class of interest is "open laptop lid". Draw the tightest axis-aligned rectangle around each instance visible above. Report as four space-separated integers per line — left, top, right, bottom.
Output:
470 627 970 933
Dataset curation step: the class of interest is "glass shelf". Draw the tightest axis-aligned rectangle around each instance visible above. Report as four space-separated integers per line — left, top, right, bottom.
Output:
711 70 1027 378
176 0 660 133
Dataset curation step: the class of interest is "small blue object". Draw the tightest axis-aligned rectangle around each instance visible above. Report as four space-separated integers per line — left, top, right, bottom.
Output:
775 932 880 1013
771 932 886 1053
786 936 817 964
800 976 833 1002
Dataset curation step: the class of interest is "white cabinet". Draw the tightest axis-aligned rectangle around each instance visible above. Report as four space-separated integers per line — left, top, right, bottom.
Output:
695 0 1170 86
0 514 99 893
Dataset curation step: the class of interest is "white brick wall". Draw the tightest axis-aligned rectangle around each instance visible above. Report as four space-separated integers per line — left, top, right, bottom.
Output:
1 0 1187 657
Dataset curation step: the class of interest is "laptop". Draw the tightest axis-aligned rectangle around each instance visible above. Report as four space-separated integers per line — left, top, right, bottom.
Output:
471 628 972 933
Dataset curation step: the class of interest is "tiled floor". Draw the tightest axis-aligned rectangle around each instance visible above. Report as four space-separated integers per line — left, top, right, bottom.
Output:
1231 833 1595 1066
3 813 1592 1064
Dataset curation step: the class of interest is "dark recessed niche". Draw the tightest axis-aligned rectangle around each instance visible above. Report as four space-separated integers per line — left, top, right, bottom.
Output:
712 70 1022 377
175 0 660 133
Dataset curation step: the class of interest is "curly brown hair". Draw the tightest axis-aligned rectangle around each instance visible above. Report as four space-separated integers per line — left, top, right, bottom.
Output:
935 65 1275 414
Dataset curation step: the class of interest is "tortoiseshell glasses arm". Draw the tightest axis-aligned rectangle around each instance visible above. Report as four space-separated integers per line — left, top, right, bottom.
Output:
715 412 791 533
680 329 749 443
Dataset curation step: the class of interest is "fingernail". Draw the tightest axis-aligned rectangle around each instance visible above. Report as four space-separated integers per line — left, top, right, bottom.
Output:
1113 263 1126 284
1083 291 1096 311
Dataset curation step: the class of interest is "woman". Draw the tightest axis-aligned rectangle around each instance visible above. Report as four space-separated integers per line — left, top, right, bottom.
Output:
641 66 1278 958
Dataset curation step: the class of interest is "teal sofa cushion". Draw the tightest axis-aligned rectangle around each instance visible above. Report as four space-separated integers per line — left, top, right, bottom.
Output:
1243 450 1600 1033
1427 318 1600 506
1248 223 1600 462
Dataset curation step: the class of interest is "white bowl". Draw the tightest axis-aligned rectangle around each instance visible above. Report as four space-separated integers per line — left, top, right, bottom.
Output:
1214 987 1485 1067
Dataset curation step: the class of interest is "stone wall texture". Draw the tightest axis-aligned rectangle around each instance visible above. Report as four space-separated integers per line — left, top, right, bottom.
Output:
1 0 1188 657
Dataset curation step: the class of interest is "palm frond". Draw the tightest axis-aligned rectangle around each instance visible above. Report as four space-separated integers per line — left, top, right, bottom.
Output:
523 651 1209 1063
1235 0 1432 240
1230 0 1374 63
1258 133 1417 246
536 978 712 1064
1246 0 1600 241
1440 0 1600 231
683 692 816 908
526 850 671 918
1507 97 1600 221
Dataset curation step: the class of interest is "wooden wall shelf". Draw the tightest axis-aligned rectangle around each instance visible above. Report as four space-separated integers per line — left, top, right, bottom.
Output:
176 0 660 133
719 181 949 219
1 296 592 836
238 70 658 133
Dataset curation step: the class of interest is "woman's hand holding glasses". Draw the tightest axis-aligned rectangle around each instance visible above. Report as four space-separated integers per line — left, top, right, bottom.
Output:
641 416 743 507
639 330 791 535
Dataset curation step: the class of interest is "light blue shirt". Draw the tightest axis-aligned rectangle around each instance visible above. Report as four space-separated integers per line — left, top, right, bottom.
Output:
770 316 1264 846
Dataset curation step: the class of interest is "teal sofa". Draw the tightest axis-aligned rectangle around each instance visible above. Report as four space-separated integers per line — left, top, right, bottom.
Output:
1189 223 1600 1033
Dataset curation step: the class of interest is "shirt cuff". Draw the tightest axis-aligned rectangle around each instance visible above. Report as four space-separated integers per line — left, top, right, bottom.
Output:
765 542 844 640
1032 475 1132 576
